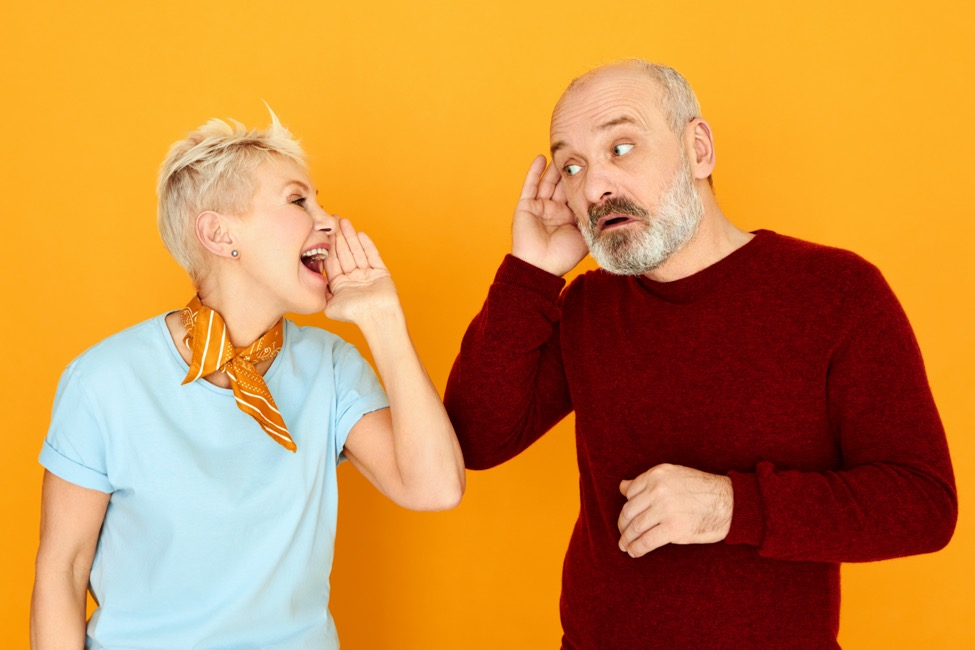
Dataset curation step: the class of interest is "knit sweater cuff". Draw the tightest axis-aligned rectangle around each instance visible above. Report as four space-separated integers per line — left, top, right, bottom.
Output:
725 471 764 547
495 254 567 300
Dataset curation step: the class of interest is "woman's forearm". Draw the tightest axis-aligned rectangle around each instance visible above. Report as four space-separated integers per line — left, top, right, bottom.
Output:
31 561 89 649
32 471 109 649
358 303 465 509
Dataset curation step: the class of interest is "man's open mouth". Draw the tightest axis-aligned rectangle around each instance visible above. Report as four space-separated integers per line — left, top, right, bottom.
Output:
598 215 637 233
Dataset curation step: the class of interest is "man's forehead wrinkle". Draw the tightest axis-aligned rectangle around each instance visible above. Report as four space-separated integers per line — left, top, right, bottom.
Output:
550 86 655 151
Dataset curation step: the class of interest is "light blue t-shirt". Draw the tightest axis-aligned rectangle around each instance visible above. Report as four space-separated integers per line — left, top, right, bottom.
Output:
40 314 389 649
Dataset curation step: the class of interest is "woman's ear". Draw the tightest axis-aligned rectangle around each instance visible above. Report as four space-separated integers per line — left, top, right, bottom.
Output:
686 117 716 181
195 211 237 259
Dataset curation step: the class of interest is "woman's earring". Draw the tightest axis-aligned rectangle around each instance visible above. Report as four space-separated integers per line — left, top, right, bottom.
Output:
231 250 239 258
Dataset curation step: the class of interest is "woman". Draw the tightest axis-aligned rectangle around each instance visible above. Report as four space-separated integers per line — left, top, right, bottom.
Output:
30 114 465 648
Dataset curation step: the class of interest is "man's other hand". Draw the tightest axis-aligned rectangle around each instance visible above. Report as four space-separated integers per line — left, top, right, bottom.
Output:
618 464 733 558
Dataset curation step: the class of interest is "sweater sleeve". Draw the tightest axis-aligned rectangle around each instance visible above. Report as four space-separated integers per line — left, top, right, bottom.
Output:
444 255 574 470
725 263 957 562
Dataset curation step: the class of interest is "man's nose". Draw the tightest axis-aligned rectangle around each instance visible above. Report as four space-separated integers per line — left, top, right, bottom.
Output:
583 161 615 205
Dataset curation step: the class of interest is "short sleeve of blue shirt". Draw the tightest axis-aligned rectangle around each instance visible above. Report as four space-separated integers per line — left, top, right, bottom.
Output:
331 341 389 460
41 361 114 493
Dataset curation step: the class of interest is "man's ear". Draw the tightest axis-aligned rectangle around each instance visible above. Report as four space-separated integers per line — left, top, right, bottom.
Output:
195 211 236 258
686 118 716 181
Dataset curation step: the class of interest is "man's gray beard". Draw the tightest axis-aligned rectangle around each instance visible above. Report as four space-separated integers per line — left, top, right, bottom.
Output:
582 159 704 276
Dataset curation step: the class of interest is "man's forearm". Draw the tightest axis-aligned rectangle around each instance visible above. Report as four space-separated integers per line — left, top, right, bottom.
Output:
445 255 574 469
725 460 957 562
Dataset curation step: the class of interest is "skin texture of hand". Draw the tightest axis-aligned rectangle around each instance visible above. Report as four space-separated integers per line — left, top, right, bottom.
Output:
618 464 733 558
323 218 398 324
511 155 589 277
323 216 465 511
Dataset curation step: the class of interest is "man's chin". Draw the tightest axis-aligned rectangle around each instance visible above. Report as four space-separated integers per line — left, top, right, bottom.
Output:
591 248 664 276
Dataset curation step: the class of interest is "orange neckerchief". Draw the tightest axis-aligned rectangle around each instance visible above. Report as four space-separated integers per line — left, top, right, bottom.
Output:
179 296 296 452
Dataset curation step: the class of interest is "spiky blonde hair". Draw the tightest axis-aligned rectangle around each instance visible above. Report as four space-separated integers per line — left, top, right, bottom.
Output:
157 110 305 285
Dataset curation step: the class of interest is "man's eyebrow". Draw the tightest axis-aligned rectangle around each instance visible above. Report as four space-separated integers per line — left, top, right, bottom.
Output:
550 116 639 155
598 116 638 131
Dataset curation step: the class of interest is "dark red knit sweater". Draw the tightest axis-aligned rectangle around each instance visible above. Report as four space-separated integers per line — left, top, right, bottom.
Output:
445 230 956 649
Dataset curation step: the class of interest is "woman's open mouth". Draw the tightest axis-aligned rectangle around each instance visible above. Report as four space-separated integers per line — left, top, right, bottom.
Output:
301 247 329 275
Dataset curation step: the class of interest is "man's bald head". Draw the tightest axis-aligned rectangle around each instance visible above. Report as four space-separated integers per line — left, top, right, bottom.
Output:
558 60 702 139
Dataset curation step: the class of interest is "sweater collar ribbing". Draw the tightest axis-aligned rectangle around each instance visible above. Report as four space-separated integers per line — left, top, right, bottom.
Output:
632 230 773 304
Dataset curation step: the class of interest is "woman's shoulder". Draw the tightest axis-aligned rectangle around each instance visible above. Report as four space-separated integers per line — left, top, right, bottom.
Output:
282 319 350 351
281 319 368 368
65 314 172 379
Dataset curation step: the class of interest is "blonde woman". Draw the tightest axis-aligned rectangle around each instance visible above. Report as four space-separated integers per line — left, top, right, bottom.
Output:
31 115 464 649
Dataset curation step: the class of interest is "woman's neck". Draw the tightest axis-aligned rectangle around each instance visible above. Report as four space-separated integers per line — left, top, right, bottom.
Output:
196 280 283 348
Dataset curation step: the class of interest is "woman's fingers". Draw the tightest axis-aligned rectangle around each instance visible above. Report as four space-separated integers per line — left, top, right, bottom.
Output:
356 231 387 270
331 222 357 274
339 218 370 269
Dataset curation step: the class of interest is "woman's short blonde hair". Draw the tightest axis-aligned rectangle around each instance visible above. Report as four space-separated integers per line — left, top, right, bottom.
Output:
157 111 305 284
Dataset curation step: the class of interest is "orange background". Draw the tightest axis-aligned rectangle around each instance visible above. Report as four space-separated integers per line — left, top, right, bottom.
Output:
2 1 972 647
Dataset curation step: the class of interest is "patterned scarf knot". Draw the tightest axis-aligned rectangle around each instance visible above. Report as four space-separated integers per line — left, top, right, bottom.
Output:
179 295 296 452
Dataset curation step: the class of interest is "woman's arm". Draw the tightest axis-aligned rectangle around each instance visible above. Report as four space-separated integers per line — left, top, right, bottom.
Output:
325 219 464 511
31 471 110 649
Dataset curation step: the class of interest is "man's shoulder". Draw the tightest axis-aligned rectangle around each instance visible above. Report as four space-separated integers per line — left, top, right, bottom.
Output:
756 230 885 287
561 266 627 305
762 230 870 264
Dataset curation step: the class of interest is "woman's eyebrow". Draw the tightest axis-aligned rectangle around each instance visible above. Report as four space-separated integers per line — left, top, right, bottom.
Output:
283 180 314 194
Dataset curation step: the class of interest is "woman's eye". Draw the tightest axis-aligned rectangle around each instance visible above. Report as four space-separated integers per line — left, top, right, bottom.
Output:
613 143 634 157
291 197 308 207
564 164 582 177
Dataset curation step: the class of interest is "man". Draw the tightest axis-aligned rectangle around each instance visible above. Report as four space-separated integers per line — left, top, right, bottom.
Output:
444 60 957 648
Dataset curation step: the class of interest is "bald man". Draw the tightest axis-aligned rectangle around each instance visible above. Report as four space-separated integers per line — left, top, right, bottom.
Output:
445 60 956 648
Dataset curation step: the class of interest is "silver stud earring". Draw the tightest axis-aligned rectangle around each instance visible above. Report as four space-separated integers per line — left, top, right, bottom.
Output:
231 250 239 258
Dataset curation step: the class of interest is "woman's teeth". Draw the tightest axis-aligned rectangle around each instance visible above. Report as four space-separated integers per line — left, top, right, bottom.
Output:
301 248 329 274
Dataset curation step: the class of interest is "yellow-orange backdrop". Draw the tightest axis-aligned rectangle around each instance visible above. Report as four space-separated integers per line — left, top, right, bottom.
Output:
2 1 972 647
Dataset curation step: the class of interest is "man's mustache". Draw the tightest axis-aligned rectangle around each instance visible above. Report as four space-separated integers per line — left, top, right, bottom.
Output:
587 197 650 229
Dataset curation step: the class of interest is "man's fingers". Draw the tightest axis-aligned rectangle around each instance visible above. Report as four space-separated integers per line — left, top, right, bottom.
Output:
536 158 562 201
552 172 568 204
619 504 660 547
617 488 652 533
518 155 548 202
623 525 670 558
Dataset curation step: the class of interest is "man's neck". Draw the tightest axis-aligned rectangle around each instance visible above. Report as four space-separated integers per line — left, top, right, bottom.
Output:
645 204 752 283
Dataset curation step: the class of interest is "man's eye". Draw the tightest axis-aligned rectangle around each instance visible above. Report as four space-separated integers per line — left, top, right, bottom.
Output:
564 164 582 176
613 143 634 156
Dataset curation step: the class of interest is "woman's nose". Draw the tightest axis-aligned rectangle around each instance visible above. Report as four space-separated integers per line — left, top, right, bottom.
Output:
312 204 338 233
